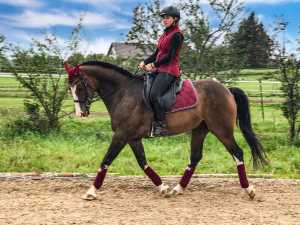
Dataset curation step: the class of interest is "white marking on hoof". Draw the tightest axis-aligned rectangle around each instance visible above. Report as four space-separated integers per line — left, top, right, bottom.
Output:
169 184 184 196
244 185 255 200
158 183 169 195
82 185 97 201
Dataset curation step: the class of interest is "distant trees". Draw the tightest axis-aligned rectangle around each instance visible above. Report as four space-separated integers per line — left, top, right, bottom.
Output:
67 52 139 73
272 18 300 144
126 0 244 79
0 35 10 72
0 35 4 56
0 35 5 70
229 12 274 68
278 56 300 143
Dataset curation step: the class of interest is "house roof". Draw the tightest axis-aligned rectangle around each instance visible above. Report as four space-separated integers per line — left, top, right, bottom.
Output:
107 42 153 59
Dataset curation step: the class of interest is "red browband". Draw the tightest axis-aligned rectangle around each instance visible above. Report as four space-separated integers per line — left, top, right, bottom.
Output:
64 62 80 82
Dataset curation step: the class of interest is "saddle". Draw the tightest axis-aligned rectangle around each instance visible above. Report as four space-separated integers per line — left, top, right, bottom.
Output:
143 73 198 114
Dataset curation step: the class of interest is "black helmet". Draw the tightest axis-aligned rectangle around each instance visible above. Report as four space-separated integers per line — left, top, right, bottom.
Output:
159 6 180 19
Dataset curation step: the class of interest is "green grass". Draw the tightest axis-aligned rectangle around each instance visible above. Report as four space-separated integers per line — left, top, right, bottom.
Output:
0 97 299 178
0 75 299 178
0 76 20 85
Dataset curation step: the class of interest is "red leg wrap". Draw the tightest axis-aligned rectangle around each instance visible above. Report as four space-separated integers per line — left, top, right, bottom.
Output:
93 168 108 189
237 164 249 188
144 166 162 186
180 166 195 188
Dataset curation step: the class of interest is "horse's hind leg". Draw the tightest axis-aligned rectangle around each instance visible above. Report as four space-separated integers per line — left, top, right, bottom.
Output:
211 128 255 199
170 122 209 195
129 139 169 195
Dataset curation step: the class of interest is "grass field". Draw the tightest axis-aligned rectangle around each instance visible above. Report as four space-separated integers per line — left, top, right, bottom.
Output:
0 97 299 178
0 75 299 178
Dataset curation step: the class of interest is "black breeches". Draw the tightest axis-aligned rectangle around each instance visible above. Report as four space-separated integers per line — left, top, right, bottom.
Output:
149 73 176 121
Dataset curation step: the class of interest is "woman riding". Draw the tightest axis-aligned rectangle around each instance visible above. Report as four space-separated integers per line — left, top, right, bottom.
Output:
138 6 184 136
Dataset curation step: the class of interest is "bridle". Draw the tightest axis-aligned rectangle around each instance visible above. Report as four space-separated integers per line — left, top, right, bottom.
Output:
70 74 95 113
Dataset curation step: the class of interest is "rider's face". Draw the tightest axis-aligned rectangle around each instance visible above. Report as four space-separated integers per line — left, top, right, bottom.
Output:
162 15 175 28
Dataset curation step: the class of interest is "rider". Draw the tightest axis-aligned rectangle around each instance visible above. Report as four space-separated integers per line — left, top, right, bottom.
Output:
139 6 184 135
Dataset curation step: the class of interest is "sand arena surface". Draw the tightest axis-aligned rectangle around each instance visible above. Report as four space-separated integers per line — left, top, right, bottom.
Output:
0 174 299 225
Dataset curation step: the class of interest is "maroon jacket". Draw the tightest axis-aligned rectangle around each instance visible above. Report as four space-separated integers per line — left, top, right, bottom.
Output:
155 25 183 77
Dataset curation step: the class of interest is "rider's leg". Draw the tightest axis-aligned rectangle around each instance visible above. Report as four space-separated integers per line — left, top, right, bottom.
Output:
149 73 176 134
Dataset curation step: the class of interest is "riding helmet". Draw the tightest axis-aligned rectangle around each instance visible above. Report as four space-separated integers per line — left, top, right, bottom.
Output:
159 6 180 19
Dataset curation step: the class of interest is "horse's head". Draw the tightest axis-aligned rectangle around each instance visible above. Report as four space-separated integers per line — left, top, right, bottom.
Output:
64 62 94 117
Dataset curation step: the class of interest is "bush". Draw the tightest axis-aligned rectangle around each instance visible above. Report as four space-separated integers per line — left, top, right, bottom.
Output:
1 100 58 138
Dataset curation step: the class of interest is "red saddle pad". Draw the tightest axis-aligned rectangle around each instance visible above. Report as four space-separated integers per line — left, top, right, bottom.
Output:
168 80 198 113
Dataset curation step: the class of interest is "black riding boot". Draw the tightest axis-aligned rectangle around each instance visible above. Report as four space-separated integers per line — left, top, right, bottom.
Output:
150 100 167 136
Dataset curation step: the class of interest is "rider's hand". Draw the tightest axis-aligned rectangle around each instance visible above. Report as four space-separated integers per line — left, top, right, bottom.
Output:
138 61 145 70
145 63 155 72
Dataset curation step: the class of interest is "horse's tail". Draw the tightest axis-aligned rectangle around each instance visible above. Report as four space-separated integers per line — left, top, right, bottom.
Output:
229 87 268 169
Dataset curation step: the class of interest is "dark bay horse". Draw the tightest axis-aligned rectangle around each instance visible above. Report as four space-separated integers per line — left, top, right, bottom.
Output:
64 61 267 200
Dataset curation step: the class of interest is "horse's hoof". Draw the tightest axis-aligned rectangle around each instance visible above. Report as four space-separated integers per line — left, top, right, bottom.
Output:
245 185 255 200
82 186 97 201
249 190 255 200
82 193 97 201
158 183 169 196
168 184 184 196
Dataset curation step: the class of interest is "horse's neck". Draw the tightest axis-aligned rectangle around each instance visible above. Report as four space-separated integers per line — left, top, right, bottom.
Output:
93 67 136 116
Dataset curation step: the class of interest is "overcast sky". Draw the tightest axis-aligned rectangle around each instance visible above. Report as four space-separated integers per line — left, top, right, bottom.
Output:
0 0 299 55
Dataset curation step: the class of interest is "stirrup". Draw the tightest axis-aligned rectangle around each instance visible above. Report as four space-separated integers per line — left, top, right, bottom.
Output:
150 121 167 137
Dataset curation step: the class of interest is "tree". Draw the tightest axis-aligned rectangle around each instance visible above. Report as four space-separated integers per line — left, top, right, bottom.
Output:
229 12 273 68
0 35 10 72
0 35 4 56
67 52 86 66
126 0 244 79
7 22 83 133
272 18 300 144
278 57 300 143
9 36 69 132
126 0 162 53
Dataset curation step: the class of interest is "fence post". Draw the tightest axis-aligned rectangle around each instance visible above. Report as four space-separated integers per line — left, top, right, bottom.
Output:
259 79 265 121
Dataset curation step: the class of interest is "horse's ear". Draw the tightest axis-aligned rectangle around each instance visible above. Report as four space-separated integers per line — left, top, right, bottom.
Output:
64 62 73 76
64 62 80 83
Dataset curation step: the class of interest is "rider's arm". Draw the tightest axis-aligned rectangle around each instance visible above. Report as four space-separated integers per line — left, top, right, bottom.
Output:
144 49 159 65
153 32 182 67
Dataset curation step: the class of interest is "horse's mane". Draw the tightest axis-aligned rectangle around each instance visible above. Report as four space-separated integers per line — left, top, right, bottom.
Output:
81 60 142 80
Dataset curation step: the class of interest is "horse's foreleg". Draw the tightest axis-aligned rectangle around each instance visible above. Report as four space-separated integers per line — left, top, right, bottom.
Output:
170 123 208 196
129 140 169 195
83 134 126 200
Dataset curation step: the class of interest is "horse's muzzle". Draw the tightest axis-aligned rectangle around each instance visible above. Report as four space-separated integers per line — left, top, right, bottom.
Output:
80 111 89 117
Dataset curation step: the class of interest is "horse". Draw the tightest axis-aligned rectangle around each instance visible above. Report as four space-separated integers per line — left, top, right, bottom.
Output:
64 60 267 200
